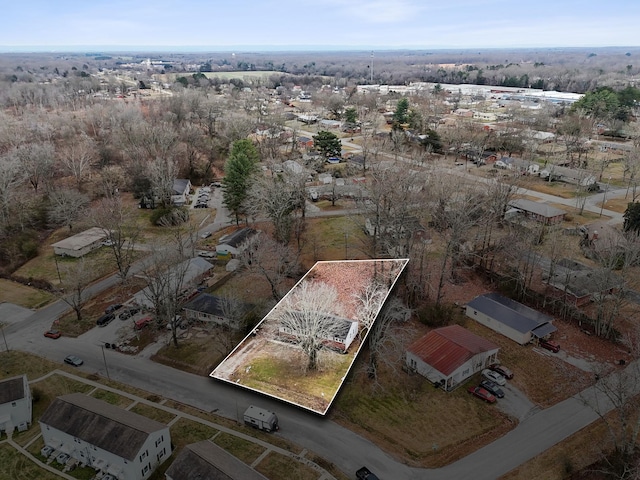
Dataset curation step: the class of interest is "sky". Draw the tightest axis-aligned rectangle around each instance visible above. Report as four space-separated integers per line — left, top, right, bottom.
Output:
2 0 640 51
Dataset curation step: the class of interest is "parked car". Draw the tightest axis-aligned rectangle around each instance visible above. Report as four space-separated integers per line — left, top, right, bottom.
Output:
194 203 209 208
539 338 560 353
200 231 212 239
482 368 506 386
56 452 70 465
480 379 505 398
44 329 61 339
356 466 380 480
197 250 216 258
467 386 497 403
96 313 115 326
105 304 123 314
489 364 514 379
64 355 84 367
101 239 114 247
40 445 54 458
211 182 222 188
309 189 319 201
119 307 141 320
134 315 153 330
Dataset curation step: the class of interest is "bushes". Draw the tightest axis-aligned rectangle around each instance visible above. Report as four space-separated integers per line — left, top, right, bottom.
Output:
416 303 459 328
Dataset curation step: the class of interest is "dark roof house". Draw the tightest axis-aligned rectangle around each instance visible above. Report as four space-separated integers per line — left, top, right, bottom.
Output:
507 198 567 225
165 440 268 480
466 293 556 345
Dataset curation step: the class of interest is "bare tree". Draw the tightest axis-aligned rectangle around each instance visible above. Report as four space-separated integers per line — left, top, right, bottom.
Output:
47 189 90 231
277 280 345 371
139 237 191 348
92 196 140 281
0 152 23 229
59 134 96 191
241 232 300 302
149 157 179 208
16 141 55 193
366 297 412 382
54 257 94 323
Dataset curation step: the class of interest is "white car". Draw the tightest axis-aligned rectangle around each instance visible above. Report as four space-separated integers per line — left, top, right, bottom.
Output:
200 231 212 239
482 368 506 386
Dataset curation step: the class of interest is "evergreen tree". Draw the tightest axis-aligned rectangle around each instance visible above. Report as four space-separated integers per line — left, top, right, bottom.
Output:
623 202 640 234
313 131 342 158
222 139 259 225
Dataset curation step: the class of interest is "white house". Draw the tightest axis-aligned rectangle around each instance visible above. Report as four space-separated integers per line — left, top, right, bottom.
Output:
0 375 32 434
40 393 171 480
171 179 191 206
165 441 268 480
465 293 557 345
216 228 257 257
182 293 246 328
405 325 499 391
51 227 108 258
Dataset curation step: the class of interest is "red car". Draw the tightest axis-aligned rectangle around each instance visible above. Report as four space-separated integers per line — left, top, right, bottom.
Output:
468 386 497 403
539 339 560 353
489 364 514 380
44 329 62 339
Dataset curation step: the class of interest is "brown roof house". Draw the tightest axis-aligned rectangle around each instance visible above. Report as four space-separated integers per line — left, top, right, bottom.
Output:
39 393 171 480
507 199 567 226
0 374 31 434
405 325 499 391
165 440 268 480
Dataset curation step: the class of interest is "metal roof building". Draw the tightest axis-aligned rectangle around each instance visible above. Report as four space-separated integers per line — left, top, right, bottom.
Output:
406 325 499 391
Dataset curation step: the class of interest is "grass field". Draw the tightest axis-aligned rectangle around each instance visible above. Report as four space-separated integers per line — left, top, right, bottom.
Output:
0 279 54 309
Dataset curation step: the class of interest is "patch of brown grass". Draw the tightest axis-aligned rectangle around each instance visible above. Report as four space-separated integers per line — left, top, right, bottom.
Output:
255 451 320 480
0 279 54 309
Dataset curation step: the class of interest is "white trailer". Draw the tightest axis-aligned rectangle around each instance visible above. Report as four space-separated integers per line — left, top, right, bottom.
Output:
243 405 279 432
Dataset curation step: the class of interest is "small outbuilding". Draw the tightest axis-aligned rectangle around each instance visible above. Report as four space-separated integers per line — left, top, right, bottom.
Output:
0 375 32 434
405 325 499 391
465 293 557 345
51 227 108 258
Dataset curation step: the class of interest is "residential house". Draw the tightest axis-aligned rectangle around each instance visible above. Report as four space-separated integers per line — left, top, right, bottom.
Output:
216 228 257 257
51 227 108 258
501 157 540 175
297 136 314 149
278 312 359 353
465 292 557 345
507 199 567 225
132 257 214 309
406 325 499 391
539 165 596 187
171 179 191 206
544 258 624 306
182 293 246 328
165 441 267 480
0 375 31 434
40 393 171 480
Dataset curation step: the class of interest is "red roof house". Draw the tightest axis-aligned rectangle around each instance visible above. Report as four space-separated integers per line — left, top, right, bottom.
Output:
405 325 499 391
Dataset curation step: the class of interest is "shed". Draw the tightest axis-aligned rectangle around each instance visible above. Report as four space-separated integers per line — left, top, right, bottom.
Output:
465 292 556 345
165 441 267 480
406 325 499 391
51 227 108 258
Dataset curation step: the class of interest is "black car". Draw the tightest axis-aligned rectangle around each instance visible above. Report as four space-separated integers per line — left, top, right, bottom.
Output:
105 304 123 314
96 313 115 326
119 307 140 320
480 379 505 398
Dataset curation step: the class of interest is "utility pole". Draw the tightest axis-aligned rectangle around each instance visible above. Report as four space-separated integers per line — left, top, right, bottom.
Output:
101 344 111 381
1 324 8 351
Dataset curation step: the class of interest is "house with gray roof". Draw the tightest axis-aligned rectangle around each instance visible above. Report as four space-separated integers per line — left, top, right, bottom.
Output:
216 228 257 257
40 393 171 480
182 293 249 329
465 293 557 345
51 227 108 257
171 179 191 206
165 440 267 480
0 374 31 434
507 198 567 225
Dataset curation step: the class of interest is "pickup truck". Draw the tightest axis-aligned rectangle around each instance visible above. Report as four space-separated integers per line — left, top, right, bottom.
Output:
356 466 380 480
